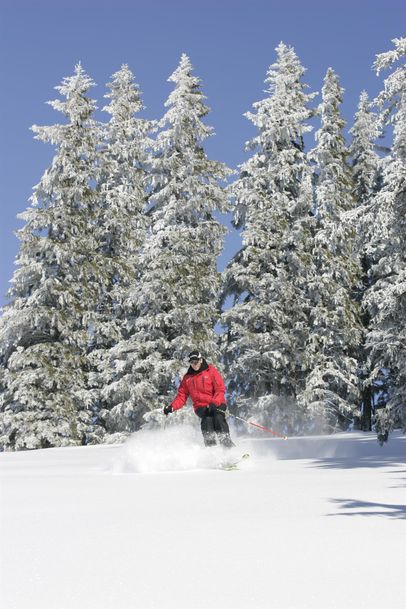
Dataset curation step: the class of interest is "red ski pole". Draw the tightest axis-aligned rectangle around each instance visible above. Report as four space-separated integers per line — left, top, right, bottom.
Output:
229 413 288 440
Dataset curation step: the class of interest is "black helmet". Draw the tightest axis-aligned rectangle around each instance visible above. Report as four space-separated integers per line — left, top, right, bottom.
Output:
188 350 203 363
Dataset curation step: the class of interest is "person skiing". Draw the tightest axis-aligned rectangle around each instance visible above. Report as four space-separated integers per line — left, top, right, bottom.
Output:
163 350 235 448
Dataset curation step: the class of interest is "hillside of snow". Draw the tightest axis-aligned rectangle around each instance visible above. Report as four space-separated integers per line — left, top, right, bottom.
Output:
1 427 405 609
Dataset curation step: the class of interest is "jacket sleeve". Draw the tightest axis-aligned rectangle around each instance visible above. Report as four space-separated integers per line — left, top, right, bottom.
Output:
170 375 190 411
210 366 226 406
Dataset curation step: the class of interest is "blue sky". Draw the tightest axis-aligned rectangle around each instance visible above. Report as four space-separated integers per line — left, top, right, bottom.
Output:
0 0 404 307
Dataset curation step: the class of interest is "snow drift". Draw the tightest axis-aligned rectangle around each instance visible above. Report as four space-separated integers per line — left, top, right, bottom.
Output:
1 430 405 609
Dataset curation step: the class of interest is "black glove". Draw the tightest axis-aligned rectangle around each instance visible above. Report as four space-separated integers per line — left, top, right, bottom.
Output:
163 405 173 416
210 403 227 417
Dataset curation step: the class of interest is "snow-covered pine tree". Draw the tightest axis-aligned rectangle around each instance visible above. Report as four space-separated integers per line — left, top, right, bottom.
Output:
302 68 363 431
363 38 406 442
87 65 152 441
349 91 382 430
350 91 382 208
221 43 317 435
0 64 106 450
130 53 231 427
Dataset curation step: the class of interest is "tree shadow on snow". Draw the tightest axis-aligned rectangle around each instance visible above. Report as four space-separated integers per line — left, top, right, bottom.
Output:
328 498 406 520
309 455 406 470
387 470 406 488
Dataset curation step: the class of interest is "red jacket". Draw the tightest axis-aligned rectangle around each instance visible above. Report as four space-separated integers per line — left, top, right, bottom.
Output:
171 362 226 412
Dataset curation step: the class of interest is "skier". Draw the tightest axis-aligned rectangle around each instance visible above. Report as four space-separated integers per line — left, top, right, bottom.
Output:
163 350 235 448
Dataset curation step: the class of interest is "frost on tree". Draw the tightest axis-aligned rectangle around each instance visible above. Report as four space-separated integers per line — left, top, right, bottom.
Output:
87 65 152 442
0 65 105 450
349 91 382 430
131 54 231 429
221 43 317 435
363 38 406 443
303 68 363 431
350 91 382 209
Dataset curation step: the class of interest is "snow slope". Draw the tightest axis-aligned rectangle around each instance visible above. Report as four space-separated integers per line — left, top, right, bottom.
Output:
1 427 405 609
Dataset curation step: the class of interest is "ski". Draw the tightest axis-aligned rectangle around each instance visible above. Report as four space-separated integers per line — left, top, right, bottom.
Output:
218 452 250 471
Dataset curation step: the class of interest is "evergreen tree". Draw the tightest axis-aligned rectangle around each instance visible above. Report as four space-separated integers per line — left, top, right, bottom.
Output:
0 65 105 450
221 43 317 435
363 38 406 442
349 91 382 430
350 91 382 207
302 68 362 431
88 65 152 441
105 54 230 430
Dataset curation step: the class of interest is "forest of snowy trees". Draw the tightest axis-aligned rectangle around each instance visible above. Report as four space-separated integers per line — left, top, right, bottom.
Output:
0 38 405 451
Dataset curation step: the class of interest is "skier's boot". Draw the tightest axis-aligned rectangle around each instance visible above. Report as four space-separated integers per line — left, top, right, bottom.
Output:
218 433 236 449
203 431 217 447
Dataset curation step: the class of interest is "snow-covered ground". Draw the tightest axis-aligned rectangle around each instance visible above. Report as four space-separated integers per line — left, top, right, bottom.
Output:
1 427 405 609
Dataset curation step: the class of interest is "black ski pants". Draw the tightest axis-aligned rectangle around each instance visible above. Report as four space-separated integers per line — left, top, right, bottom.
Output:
195 406 233 448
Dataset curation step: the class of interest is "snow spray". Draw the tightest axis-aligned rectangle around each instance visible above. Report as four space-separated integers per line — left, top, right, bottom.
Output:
114 425 245 474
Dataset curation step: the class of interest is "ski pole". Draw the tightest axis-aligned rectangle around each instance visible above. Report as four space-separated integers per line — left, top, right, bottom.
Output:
227 413 288 440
